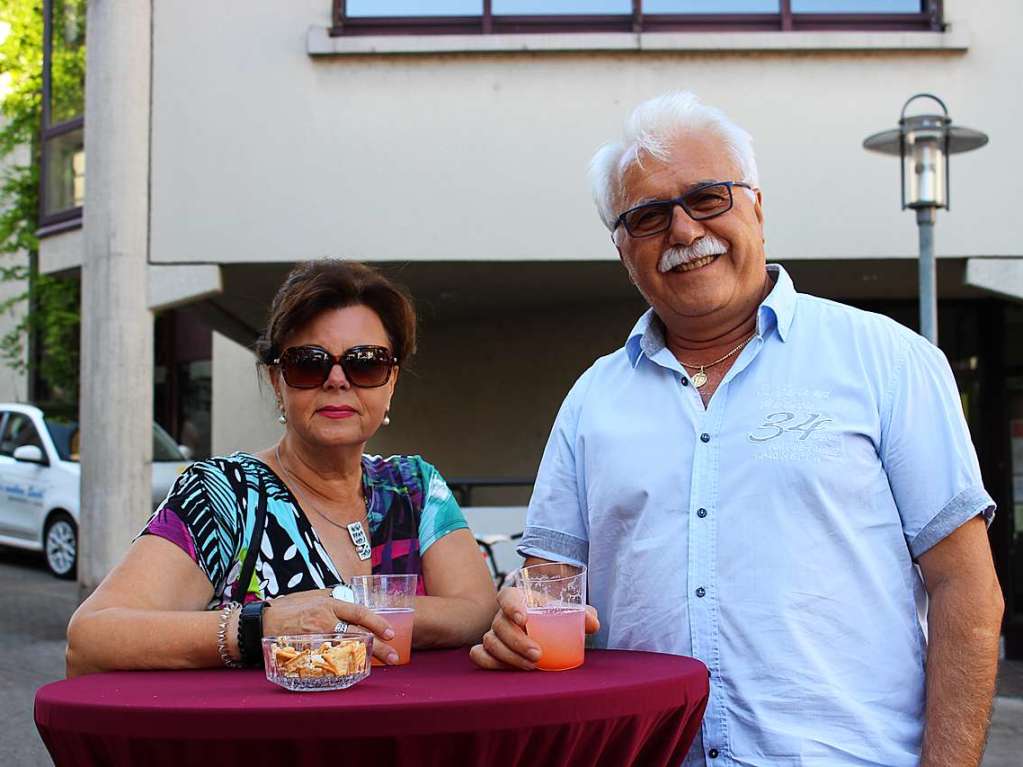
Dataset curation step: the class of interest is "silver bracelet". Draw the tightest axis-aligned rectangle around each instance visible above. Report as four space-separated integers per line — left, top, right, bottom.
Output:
217 602 243 669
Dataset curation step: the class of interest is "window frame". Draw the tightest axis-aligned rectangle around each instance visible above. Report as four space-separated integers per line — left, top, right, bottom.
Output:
39 0 86 236
329 0 943 36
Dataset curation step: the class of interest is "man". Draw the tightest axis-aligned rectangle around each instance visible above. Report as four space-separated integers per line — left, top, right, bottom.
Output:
470 92 1004 767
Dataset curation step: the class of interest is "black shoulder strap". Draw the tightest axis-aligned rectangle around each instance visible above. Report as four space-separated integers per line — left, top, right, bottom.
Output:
232 472 268 603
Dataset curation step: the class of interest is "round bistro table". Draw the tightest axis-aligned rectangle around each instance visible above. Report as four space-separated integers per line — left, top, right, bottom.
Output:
35 648 708 767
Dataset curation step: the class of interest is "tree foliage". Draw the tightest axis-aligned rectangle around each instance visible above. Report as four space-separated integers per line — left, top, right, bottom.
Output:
0 0 82 406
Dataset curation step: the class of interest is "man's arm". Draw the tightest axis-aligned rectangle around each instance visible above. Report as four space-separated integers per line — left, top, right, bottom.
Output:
917 516 1004 767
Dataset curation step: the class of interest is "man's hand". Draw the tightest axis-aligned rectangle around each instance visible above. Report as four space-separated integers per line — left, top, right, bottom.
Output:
469 586 599 671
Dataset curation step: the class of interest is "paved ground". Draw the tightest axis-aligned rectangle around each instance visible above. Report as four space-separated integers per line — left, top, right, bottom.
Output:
1 548 78 767
2 547 1021 766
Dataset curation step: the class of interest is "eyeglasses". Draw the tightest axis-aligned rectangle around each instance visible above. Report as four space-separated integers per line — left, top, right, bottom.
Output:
613 181 753 239
273 345 397 389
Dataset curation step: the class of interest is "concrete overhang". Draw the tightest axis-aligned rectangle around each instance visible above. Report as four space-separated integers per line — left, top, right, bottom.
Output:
185 257 1004 352
148 264 222 312
38 228 83 275
964 257 1023 303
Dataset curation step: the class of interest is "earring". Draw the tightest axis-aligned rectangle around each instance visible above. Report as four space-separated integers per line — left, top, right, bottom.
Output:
276 395 286 424
382 411 391 427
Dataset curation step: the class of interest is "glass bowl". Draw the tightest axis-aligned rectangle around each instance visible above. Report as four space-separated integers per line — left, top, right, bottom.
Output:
262 632 373 692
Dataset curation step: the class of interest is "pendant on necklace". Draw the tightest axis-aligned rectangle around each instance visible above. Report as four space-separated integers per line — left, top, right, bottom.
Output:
691 369 708 388
347 522 372 561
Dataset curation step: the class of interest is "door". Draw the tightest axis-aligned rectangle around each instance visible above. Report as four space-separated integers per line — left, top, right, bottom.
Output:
1005 379 1023 657
0 413 51 542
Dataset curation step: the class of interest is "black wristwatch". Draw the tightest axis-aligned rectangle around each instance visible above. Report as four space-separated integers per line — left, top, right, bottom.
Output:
238 600 269 668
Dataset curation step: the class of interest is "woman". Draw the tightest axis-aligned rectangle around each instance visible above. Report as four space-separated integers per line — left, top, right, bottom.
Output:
66 260 497 675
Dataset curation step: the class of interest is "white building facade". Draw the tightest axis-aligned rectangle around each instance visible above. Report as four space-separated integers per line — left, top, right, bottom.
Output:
37 0 1023 652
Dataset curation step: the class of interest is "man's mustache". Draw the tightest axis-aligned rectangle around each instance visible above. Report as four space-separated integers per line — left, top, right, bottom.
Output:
658 235 729 273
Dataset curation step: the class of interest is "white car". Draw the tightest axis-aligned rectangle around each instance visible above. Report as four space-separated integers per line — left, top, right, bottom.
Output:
0 403 192 579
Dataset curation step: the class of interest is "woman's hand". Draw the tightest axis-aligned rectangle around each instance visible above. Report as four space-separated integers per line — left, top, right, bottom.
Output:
263 590 400 665
469 586 600 671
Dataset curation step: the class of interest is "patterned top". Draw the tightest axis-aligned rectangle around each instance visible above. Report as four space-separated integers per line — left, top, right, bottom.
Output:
140 452 468 608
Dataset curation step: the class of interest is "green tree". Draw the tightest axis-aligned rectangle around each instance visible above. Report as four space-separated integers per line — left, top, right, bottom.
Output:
0 0 82 406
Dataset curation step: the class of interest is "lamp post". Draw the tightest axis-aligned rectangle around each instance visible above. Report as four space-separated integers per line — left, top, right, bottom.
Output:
863 94 988 345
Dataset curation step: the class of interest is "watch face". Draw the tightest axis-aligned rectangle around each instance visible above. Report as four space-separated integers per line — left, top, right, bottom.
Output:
332 584 355 603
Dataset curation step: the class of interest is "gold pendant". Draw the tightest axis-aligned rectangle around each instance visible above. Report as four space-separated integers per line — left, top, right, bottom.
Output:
691 369 708 388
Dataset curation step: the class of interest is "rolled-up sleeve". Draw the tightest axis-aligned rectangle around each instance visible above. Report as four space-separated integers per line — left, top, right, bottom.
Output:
880 336 995 559
518 372 593 567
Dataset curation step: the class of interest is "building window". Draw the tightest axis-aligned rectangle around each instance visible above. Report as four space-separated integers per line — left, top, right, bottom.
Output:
330 0 941 35
40 0 86 234
154 311 213 461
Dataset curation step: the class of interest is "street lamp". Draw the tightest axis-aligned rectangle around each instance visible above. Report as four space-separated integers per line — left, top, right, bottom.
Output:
863 94 988 345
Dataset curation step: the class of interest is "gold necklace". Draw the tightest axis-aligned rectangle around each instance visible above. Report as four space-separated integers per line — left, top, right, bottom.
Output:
274 444 372 561
678 332 756 389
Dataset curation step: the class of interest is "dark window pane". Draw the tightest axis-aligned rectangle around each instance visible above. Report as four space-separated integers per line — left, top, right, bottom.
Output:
49 0 86 123
0 414 42 457
42 128 85 216
177 360 212 460
644 0 779 12
791 1 921 11
493 0 631 13
44 419 78 461
346 0 482 16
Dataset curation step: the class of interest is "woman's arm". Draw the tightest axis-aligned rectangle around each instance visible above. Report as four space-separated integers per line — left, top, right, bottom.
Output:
66 536 400 676
415 529 498 649
66 536 221 677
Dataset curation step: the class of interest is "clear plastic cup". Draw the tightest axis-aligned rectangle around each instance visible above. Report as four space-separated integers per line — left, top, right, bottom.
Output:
516 562 587 671
350 573 418 665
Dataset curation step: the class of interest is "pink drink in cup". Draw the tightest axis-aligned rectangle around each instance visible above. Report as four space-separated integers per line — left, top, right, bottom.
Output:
375 607 414 665
517 562 587 672
525 606 585 671
351 574 417 666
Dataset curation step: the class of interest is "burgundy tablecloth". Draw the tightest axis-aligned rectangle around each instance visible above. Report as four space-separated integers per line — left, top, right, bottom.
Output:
35 648 708 767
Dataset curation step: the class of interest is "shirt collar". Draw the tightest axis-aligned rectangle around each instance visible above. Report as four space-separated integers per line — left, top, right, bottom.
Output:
757 263 795 343
625 262 796 368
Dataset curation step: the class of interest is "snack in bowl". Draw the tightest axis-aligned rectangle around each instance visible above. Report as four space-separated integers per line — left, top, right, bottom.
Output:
262 632 372 691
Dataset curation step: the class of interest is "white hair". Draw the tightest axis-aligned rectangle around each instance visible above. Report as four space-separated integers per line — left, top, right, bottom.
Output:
588 91 759 232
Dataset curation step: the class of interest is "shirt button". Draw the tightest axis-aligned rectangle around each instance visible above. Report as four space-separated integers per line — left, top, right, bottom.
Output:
681 377 690 387
697 508 708 518
695 587 706 598
700 432 711 443
709 749 720 759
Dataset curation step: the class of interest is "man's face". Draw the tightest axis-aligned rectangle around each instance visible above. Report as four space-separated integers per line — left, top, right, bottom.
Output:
615 130 767 329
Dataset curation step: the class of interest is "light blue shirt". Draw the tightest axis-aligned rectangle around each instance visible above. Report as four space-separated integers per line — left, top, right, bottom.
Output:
519 264 994 767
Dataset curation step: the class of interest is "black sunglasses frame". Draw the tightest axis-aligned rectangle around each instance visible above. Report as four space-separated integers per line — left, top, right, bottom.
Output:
273 345 398 389
612 180 754 240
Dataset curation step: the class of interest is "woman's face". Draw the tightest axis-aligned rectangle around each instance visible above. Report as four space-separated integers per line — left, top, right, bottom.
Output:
272 304 398 451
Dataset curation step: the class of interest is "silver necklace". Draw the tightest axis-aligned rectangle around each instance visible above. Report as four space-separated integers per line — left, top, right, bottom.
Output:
678 332 756 389
274 444 372 561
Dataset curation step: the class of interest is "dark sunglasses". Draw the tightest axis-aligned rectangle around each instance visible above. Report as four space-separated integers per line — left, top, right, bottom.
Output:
273 345 397 389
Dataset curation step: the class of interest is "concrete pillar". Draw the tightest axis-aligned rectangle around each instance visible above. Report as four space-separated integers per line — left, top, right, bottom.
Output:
78 0 153 596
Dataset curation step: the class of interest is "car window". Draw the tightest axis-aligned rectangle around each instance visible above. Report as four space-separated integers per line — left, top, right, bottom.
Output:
42 419 185 463
44 419 79 461
152 423 186 462
0 413 43 457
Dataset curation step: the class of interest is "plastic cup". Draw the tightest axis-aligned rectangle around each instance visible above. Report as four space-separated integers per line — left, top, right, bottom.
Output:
516 562 587 671
350 573 417 665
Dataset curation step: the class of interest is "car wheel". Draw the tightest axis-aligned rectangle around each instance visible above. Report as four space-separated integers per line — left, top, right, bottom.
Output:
44 512 77 580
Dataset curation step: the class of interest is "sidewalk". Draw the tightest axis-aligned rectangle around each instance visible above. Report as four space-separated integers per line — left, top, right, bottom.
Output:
1 549 1020 766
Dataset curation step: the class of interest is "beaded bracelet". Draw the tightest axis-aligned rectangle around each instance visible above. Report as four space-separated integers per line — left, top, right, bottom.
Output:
217 602 243 669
